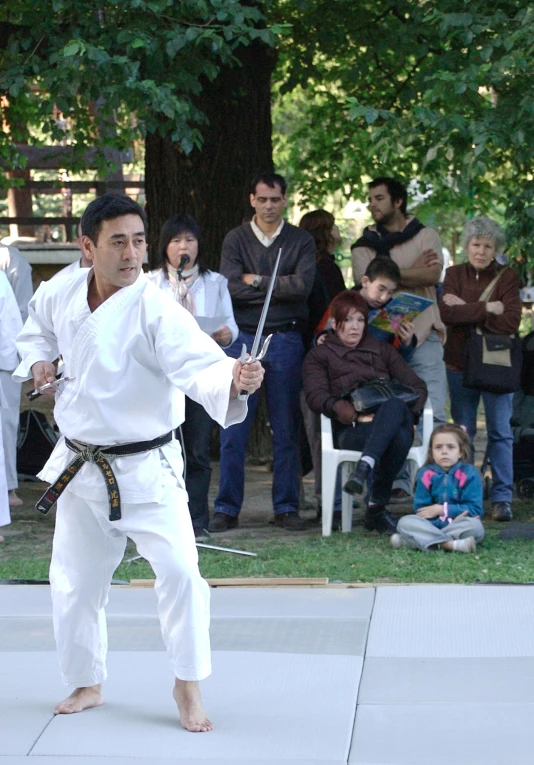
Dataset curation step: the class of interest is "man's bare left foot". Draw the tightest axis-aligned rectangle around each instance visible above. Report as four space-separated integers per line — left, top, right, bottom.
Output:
8 490 23 507
173 679 213 732
54 684 103 714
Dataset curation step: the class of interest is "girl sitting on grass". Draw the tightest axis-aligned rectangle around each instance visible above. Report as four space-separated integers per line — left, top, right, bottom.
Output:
391 424 484 553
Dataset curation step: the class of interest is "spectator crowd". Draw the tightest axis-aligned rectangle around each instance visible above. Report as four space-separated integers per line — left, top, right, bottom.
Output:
0 173 529 556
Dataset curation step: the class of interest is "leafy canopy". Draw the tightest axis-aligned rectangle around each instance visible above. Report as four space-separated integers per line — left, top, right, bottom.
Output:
272 0 534 267
0 0 282 172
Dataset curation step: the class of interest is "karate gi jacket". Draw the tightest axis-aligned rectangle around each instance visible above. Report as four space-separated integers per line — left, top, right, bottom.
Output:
14 269 247 505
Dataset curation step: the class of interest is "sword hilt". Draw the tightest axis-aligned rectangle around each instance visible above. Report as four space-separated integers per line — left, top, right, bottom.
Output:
237 335 272 401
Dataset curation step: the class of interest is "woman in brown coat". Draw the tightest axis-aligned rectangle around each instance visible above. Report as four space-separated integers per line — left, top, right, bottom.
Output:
439 217 522 522
303 291 427 533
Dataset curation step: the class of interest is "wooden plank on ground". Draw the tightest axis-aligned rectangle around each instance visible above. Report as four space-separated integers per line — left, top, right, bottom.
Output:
129 577 329 588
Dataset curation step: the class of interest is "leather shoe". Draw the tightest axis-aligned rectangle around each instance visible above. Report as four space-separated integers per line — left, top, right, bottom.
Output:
364 505 397 534
208 513 239 532
273 512 307 531
491 501 513 522
343 460 372 495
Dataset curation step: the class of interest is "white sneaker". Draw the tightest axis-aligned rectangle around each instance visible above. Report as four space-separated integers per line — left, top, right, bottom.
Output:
390 533 405 549
452 536 476 553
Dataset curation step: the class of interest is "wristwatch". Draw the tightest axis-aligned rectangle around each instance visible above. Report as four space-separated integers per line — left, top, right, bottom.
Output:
251 275 261 288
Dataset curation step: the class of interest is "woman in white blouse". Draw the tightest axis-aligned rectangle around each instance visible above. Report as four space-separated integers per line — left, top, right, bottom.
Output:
149 215 238 538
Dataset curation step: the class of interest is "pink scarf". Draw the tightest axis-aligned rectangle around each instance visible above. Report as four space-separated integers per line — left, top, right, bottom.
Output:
167 264 199 314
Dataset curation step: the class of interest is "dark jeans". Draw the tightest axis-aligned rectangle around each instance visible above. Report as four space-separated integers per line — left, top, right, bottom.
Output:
216 330 304 517
334 398 415 506
180 396 214 532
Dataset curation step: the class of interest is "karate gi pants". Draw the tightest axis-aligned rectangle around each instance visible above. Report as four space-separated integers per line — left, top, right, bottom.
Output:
0 409 10 528
49 457 211 687
0 370 21 490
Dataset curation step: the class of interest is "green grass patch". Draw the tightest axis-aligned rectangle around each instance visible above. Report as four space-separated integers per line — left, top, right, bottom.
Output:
3 525 534 585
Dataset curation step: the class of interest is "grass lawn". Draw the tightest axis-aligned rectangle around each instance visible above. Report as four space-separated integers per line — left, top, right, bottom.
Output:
2 496 534 585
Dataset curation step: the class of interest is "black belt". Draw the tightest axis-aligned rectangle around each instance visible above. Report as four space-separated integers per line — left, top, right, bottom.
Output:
35 431 173 521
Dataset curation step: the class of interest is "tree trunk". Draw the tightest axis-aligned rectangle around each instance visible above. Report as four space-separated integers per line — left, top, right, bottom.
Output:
144 40 277 269
144 40 277 461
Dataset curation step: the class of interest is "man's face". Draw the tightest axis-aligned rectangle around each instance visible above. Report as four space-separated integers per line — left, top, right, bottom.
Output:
83 214 146 294
250 182 287 227
368 185 402 225
360 275 397 308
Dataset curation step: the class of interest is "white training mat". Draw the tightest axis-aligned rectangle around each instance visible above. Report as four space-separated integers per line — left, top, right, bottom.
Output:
359 657 534 704
350 703 534 765
4 584 534 764
0 652 64 756
31 651 362 762
366 585 534 657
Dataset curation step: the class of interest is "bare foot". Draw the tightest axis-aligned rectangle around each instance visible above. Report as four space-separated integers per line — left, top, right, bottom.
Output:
54 684 103 715
0 535 4 543
173 679 213 732
8 490 23 507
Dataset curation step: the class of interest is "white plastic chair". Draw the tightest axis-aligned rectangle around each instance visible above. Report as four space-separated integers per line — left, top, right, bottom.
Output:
320 399 434 536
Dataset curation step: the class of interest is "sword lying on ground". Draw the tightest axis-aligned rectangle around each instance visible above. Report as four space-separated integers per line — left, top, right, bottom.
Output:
237 246 283 401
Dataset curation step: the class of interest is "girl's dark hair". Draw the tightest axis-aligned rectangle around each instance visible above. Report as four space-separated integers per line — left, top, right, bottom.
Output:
298 209 335 262
330 290 369 327
157 214 209 276
426 423 471 465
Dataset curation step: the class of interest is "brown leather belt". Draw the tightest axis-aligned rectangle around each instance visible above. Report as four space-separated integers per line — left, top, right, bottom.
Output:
35 431 173 521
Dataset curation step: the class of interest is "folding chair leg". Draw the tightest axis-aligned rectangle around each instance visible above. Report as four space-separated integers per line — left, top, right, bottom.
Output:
321 454 339 537
341 462 354 532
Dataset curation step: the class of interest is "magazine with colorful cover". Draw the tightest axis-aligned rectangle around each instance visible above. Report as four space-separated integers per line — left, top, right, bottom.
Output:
368 292 433 334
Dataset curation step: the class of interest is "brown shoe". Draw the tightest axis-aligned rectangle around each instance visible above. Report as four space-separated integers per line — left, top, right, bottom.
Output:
273 512 307 531
208 513 239 532
491 501 513 522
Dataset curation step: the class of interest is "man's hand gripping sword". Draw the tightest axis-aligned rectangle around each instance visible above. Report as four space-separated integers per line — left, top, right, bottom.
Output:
237 247 282 401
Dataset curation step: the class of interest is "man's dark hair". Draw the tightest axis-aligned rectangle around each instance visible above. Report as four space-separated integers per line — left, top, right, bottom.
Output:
250 172 287 196
157 214 209 277
364 256 402 284
81 194 148 245
368 177 408 215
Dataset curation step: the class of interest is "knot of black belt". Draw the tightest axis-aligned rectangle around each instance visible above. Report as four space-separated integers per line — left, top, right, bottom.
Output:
35 431 173 521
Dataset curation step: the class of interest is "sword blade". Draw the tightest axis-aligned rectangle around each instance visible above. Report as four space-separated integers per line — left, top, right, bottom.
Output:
249 247 282 359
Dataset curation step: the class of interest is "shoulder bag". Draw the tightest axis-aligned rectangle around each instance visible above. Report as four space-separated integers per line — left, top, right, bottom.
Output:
349 378 419 414
463 269 522 394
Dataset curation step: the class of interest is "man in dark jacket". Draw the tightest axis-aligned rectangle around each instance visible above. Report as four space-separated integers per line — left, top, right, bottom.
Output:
210 172 316 532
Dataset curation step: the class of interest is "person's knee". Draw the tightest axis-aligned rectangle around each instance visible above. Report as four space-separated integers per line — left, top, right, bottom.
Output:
397 514 418 533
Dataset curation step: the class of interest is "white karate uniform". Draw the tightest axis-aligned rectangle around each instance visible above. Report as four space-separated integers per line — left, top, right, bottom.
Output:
14 268 248 686
0 271 23 495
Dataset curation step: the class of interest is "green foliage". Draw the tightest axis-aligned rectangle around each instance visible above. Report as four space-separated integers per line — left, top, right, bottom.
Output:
271 0 534 268
0 0 275 175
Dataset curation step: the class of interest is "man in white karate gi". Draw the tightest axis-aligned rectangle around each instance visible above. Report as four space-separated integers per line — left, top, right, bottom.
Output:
14 194 264 733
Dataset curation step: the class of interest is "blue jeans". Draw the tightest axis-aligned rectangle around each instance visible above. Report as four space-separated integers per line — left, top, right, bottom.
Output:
447 369 513 503
215 331 304 517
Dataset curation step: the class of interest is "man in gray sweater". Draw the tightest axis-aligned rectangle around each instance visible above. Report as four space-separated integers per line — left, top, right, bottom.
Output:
210 172 316 531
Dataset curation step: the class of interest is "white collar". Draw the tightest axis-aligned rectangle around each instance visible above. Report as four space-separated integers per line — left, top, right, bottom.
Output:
250 216 285 246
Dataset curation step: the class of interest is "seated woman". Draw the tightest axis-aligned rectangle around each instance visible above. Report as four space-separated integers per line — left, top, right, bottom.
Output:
149 214 238 538
439 216 522 522
303 291 427 533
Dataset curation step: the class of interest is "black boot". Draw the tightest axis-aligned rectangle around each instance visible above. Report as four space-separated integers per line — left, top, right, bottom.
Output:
364 504 397 534
343 460 372 495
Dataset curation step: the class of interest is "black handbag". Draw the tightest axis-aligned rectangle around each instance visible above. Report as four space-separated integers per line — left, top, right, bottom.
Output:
349 378 419 414
463 270 522 395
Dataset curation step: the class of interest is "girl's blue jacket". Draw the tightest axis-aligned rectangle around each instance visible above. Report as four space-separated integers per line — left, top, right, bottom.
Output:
413 461 484 529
